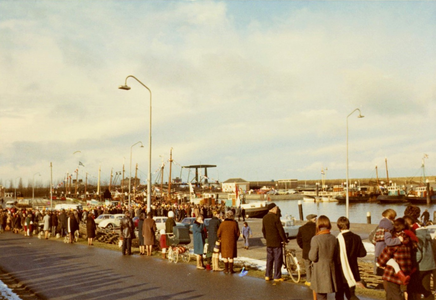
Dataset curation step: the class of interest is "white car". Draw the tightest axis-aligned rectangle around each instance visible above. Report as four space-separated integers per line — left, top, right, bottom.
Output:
281 219 300 239
98 214 125 230
94 214 113 225
153 216 168 232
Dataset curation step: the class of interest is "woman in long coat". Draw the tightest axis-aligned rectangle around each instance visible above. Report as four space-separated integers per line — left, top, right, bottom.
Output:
43 211 51 239
138 212 146 255
68 212 79 243
192 215 205 270
86 212 96 246
308 215 338 300
217 210 240 274
142 212 157 256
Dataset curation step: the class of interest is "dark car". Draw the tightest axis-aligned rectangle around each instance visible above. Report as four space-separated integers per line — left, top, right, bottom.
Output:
177 217 196 233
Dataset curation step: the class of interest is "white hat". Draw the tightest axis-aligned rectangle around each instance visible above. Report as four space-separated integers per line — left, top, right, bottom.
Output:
168 211 174 218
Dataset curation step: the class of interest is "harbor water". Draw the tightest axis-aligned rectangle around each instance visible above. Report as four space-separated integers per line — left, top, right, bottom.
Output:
262 198 433 224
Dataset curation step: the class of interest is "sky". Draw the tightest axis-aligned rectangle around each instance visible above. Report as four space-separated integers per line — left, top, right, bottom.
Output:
0 0 435 189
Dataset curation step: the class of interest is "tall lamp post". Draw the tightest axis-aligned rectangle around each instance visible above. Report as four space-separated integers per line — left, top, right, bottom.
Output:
119 75 152 213
129 141 144 208
32 172 41 201
346 108 364 218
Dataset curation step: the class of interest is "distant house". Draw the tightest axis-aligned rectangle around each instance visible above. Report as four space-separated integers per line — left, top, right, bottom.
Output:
222 178 249 193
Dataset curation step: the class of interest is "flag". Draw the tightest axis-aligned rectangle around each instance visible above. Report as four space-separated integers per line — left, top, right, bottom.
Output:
79 161 85 167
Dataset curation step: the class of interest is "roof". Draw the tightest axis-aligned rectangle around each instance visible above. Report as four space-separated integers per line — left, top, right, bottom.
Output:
223 178 248 183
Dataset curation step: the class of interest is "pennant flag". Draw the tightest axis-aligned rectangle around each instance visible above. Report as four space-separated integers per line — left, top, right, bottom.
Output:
79 161 85 167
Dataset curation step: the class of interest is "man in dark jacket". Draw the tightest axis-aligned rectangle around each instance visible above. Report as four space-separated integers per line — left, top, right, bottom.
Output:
335 216 366 300
262 203 287 282
120 211 134 255
297 213 317 286
58 209 68 237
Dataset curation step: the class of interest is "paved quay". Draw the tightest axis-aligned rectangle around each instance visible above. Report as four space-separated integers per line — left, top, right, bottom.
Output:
0 218 380 300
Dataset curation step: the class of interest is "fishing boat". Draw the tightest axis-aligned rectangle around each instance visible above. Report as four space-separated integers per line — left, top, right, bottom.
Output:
377 158 406 203
406 186 436 204
405 155 435 204
377 185 407 203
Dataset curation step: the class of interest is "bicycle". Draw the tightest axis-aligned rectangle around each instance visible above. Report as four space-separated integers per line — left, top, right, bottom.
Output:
282 241 301 283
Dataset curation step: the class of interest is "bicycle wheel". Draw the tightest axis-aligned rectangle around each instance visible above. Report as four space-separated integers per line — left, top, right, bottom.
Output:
173 250 179 263
180 249 190 263
167 247 174 263
285 251 301 283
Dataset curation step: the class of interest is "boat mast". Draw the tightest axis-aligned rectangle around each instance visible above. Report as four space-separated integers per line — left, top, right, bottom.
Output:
167 147 173 200
375 164 380 189
385 158 390 186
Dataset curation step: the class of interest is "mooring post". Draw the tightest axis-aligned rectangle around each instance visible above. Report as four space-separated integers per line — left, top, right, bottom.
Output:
298 200 303 221
367 212 371 224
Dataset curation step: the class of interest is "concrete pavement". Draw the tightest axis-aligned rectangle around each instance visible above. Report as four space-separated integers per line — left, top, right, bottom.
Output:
0 231 378 300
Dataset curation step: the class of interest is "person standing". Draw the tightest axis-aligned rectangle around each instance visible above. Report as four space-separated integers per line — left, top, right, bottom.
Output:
217 210 240 274
207 211 222 271
192 215 206 270
262 203 287 282
309 215 339 300
120 211 134 255
297 213 317 286
142 212 157 256
86 212 96 246
58 209 68 237
138 212 146 255
43 211 51 239
68 211 79 243
242 222 252 250
420 209 430 226
335 216 367 300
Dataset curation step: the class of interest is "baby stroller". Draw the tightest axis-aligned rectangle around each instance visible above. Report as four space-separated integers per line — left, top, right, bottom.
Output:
167 226 191 263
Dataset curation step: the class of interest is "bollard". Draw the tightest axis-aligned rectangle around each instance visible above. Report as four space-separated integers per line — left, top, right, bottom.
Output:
367 212 371 224
298 200 303 221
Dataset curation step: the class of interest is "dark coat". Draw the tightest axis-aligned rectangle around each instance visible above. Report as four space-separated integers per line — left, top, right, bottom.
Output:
120 216 134 239
59 212 67 229
165 217 176 234
142 218 157 246
262 212 286 248
309 232 339 294
297 221 316 259
68 216 79 233
217 219 240 258
86 217 96 238
138 219 145 246
207 217 221 253
338 231 366 283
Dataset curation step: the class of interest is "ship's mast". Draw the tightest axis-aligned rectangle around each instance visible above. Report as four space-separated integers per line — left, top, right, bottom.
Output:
168 148 173 200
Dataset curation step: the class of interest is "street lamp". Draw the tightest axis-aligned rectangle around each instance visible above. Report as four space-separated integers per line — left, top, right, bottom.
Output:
119 75 152 213
32 172 41 201
346 108 364 218
129 141 144 208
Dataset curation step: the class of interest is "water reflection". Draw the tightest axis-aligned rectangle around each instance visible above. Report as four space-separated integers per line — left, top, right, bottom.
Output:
271 199 432 224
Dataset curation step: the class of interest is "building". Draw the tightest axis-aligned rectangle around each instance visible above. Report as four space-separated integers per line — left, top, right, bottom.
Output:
222 178 249 193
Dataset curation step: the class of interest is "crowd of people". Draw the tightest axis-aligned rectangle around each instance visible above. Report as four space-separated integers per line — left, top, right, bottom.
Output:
1 201 435 300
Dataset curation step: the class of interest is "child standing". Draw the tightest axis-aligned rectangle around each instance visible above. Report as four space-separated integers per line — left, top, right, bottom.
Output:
159 229 167 259
242 222 252 250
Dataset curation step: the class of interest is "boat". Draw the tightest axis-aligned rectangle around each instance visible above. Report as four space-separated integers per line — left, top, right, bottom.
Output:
377 185 407 203
405 156 435 204
335 193 378 203
241 201 270 218
406 186 436 204
377 158 406 203
303 195 321 202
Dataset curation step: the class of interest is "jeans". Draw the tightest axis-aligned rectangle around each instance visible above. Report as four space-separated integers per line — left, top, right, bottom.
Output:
265 247 283 279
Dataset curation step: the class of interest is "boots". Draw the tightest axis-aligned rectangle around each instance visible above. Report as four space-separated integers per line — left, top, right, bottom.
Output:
229 262 235 274
162 252 166 259
213 256 223 272
224 262 229 274
197 256 205 270
396 270 410 285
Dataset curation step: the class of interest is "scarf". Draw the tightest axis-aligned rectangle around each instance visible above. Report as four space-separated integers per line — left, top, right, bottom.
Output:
316 228 330 235
337 230 356 287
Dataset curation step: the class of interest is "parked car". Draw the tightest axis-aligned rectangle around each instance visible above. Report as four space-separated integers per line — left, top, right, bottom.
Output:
153 216 168 232
177 217 196 233
95 214 114 225
98 214 125 230
5 200 17 209
281 218 300 239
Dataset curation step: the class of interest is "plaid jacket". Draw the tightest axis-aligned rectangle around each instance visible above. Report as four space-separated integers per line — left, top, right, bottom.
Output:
377 231 413 285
